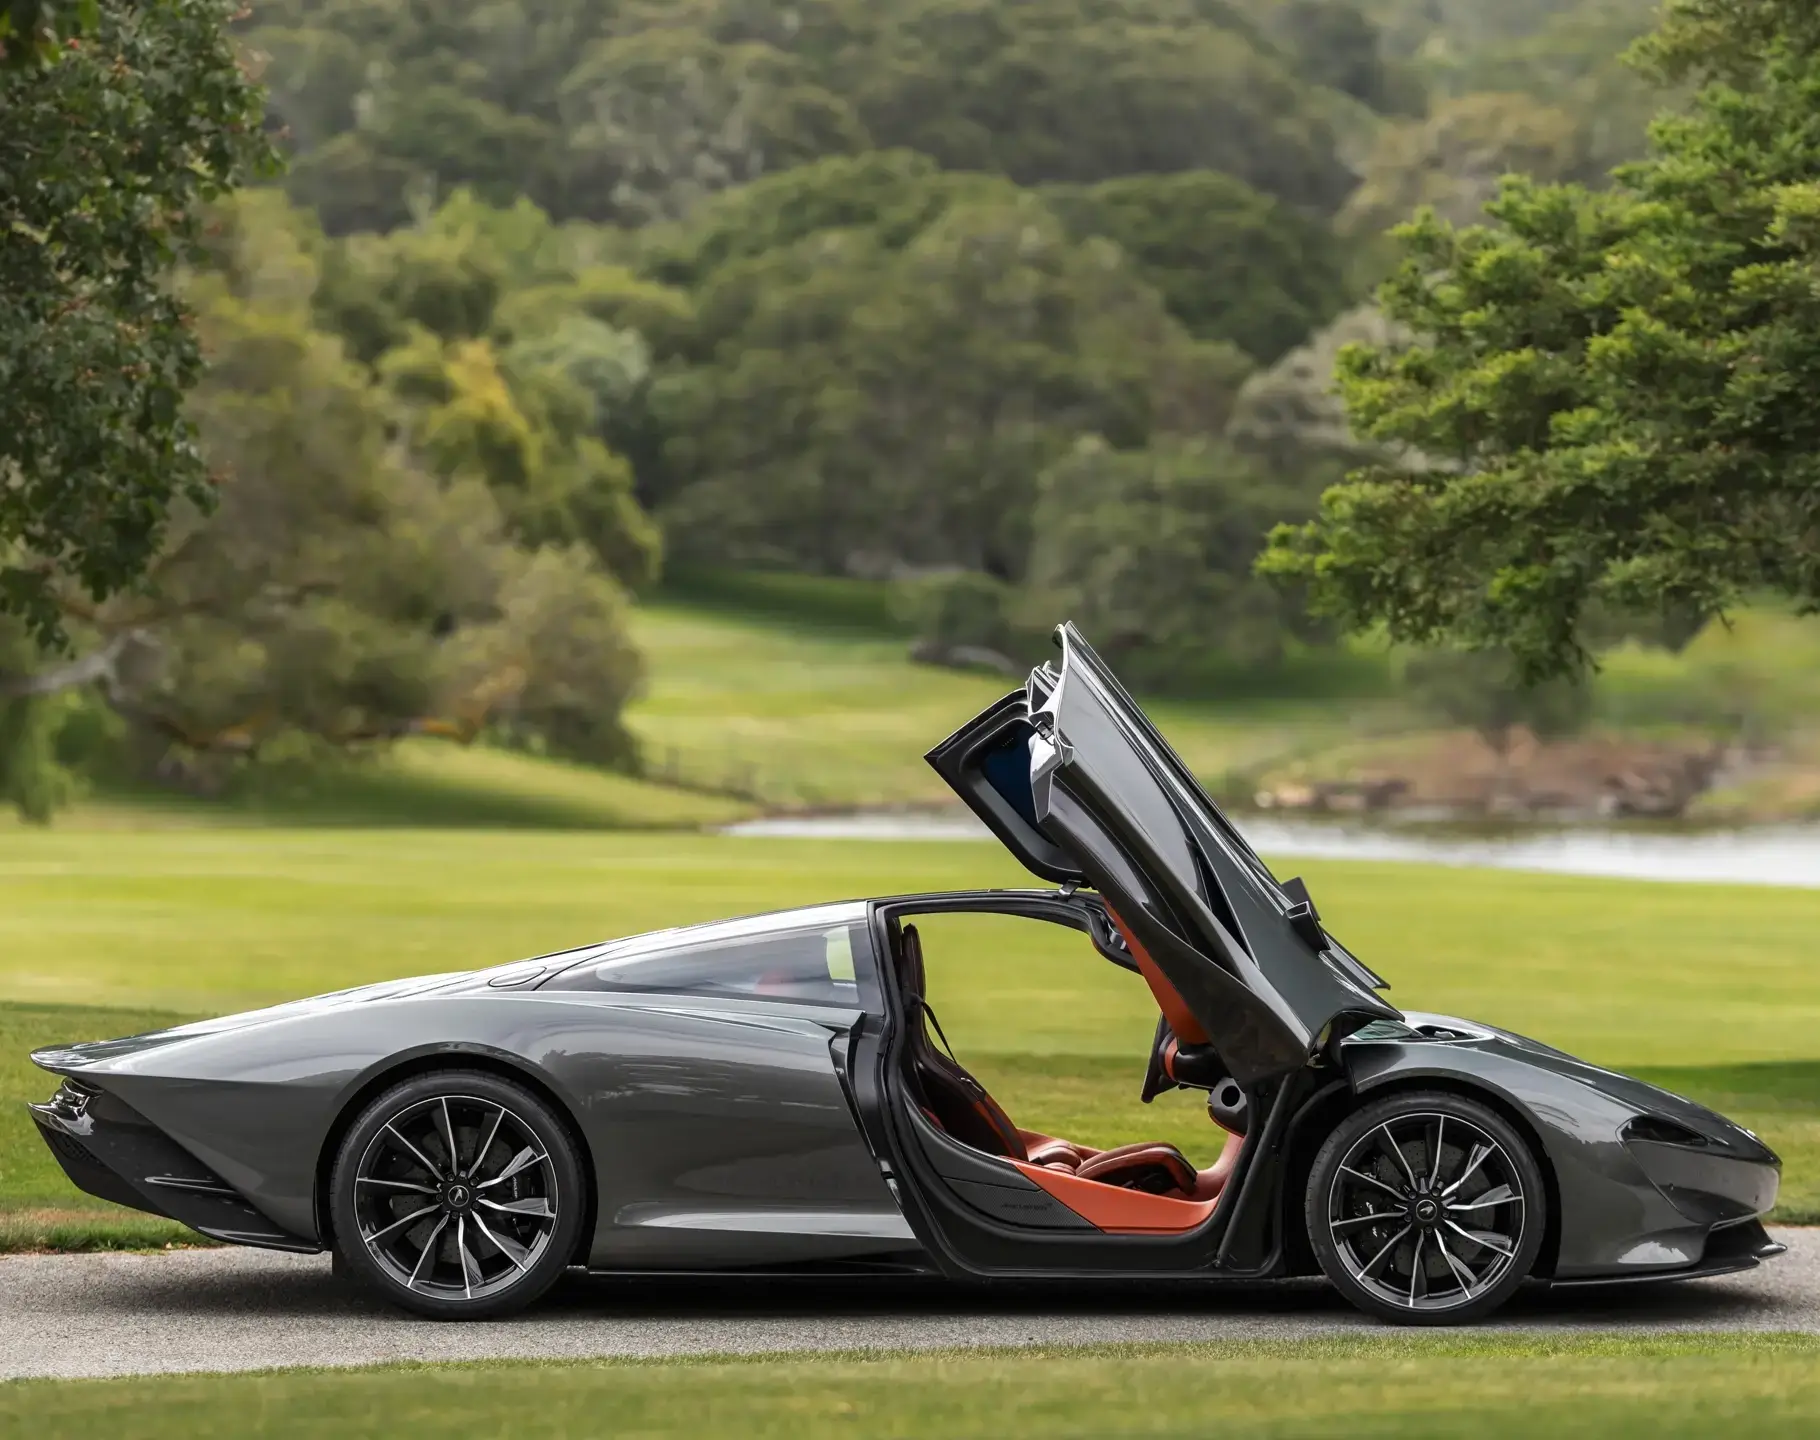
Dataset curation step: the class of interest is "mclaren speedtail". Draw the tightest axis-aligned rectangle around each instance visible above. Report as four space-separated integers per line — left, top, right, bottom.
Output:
30 625 1784 1323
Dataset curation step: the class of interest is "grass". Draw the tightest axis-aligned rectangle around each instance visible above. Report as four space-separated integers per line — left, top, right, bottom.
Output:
1598 605 1820 738
14 738 755 835
27 586 1367 830
7 1336 1820 1436
622 598 1366 809
4 831 1819 1241
23 583 1820 832
9 834 1820 1061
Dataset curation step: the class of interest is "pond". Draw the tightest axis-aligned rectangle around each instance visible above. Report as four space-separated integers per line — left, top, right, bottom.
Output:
722 811 1820 889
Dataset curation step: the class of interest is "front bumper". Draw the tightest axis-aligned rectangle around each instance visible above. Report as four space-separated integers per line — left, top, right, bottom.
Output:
1550 1216 1786 1288
29 1078 319 1253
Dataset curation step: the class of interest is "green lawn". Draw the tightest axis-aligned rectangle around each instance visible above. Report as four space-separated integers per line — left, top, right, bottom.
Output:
10 833 1820 1066
7 1337 1820 1437
4 830 1819 1244
5 737 755 835
623 598 1363 809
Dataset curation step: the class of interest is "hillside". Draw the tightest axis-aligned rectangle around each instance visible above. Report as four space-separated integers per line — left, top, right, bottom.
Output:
621 588 1382 810
23 579 1820 833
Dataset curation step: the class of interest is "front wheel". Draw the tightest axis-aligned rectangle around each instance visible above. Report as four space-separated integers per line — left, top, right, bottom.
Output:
329 1070 586 1319
1306 1091 1546 1325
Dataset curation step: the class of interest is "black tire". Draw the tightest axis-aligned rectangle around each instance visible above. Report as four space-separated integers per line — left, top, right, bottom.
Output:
1306 1090 1546 1325
329 1070 586 1320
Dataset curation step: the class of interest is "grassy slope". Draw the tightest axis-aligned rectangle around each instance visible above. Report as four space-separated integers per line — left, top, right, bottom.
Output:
7 1337 1820 1437
4 831 1818 1242
16 738 754 834
32 586 1364 831
621 596 1369 809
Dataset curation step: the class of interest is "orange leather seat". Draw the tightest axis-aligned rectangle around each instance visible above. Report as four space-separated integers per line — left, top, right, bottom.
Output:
898 924 1210 1200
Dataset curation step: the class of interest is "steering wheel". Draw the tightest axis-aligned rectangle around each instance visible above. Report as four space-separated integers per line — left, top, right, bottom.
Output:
1140 1013 1178 1105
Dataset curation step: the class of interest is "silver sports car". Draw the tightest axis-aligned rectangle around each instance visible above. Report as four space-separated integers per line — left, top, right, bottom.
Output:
31 625 1783 1323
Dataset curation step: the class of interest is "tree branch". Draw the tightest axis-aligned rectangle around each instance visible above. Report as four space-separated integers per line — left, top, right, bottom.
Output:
0 629 150 700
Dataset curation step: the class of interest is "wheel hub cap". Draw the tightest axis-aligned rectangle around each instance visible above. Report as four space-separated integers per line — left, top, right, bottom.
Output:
1327 1111 1526 1312
352 1093 559 1302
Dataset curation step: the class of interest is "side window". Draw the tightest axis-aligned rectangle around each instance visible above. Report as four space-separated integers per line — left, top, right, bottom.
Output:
547 923 873 1009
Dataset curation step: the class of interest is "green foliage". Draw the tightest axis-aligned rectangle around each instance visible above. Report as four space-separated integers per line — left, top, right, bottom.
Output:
0 0 273 648
893 571 1018 658
1224 305 1406 474
1023 438 1319 673
243 0 1361 234
0 0 96 65
1336 90 1599 238
1452 0 1665 173
1403 647 1593 756
1263 0 1820 679
313 193 665 593
0 193 657 818
1044 171 1356 362
650 161 1253 580
0 620 81 823
1262 0 1428 116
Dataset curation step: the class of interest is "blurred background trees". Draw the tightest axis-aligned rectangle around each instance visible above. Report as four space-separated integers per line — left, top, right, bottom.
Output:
9 0 1768 819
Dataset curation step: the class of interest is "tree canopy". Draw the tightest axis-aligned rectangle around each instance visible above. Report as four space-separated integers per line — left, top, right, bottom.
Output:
0 191 656 814
0 0 271 648
641 156 1254 581
244 0 1373 234
1262 0 1820 679
3 0 1739 820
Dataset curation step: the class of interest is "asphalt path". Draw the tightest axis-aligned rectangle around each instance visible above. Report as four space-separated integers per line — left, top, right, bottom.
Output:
2 1229 1815 1380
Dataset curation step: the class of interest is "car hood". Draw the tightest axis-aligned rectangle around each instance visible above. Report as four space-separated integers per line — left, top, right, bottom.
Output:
1347 1011 1778 1158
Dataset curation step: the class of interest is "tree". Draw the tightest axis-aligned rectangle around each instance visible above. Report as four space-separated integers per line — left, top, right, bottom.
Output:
311 192 663 591
649 164 1251 579
1264 0 1427 118
240 0 1361 232
0 0 272 648
0 194 649 819
1403 647 1592 759
1455 0 1666 172
1335 91 1596 238
1021 437 1317 673
1261 0 1820 680
1044 170 1355 362
1 0 92 63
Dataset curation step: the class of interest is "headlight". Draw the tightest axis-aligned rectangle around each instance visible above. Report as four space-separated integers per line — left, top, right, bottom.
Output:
1622 1115 1711 1149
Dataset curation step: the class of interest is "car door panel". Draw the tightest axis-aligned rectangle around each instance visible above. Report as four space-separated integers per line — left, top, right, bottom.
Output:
542 997 912 1267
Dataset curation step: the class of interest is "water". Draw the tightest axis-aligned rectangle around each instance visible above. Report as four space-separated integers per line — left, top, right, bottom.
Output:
722 812 1820 888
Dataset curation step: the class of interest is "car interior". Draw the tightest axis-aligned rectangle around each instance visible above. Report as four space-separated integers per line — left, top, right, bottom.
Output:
893 915 1245 1231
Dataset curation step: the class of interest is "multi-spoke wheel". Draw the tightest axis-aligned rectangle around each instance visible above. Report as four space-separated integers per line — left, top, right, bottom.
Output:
1306 1091 1546 1325
329 1071 585 1319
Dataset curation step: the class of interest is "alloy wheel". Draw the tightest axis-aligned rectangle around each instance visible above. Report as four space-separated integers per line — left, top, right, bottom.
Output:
1325 1110 1527 1313
351 1093 560 1302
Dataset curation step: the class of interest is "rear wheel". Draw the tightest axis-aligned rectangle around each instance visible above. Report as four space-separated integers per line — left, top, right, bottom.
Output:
1306 1091 1545 1325
329 1070 585 1319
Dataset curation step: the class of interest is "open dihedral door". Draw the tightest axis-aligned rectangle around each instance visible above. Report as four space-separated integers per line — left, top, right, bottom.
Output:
927 624 1398 1084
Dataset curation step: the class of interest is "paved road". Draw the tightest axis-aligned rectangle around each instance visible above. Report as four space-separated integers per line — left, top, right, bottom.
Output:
2 1230 1815 1380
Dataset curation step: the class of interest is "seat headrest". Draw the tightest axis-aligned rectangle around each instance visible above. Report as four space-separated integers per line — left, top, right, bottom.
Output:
898 923 926 1001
